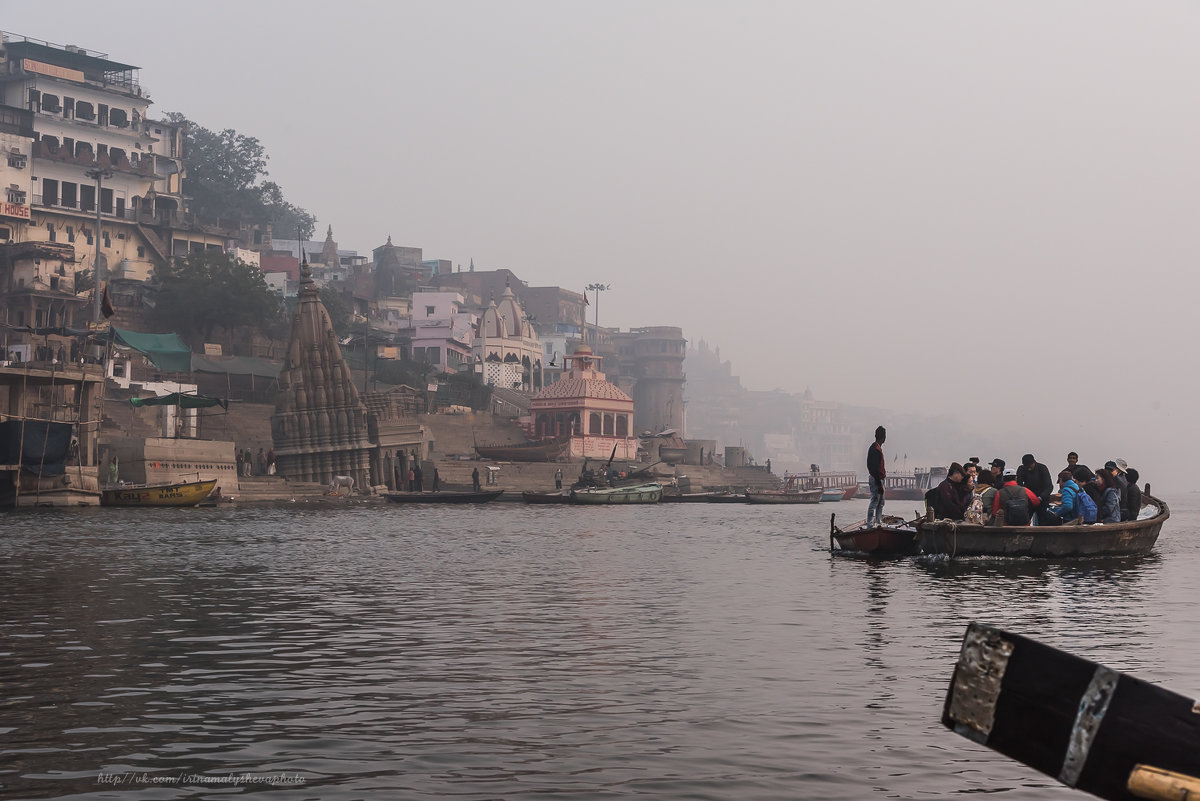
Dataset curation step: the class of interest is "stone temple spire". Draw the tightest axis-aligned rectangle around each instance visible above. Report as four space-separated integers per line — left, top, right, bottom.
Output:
270 262 373 490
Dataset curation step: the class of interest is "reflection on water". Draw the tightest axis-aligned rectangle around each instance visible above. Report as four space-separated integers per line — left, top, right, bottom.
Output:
2 499 1198 799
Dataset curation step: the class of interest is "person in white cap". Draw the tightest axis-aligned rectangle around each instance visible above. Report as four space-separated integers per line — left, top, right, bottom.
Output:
993 467 1040 526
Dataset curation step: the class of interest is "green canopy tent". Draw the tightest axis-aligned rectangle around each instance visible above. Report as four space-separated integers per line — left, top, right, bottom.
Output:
110 327 193 374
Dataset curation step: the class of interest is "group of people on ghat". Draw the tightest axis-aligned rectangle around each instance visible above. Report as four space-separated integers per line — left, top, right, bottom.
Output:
867 427 1145 527
927 453 1143 526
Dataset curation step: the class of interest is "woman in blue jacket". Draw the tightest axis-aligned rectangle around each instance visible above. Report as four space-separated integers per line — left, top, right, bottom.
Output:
1046 469 1081 523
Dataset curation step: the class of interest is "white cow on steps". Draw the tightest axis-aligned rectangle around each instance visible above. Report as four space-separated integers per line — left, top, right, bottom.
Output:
328 475 354 496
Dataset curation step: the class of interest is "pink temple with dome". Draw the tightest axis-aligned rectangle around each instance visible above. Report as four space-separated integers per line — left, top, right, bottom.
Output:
529 344 637 460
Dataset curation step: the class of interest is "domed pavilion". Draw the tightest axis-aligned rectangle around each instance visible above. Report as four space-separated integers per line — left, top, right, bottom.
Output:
530 344 636 460
473 280 543 392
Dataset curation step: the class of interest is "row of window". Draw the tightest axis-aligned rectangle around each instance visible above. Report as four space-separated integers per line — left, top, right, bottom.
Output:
38 135 143 166
39 179 126 217
29 89 134 129
589 413 630 436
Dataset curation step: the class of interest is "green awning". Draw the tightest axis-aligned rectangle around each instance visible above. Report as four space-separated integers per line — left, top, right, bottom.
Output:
191 354 281 379
111 327 192 373
130 393 226 410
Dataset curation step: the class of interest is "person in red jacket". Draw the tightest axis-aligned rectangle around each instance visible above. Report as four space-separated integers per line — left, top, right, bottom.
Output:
993 468 1041 526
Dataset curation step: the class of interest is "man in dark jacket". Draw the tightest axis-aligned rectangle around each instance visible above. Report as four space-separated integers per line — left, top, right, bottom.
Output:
866 426 886 526
1124 467 1142 521
1016 453 1051 500
932 462 971 520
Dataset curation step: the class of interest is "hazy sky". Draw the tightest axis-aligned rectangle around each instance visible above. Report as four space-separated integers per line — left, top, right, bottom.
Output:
6 2 1199 485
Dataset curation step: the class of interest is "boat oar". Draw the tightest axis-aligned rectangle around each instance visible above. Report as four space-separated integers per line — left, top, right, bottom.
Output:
942 622 1200 801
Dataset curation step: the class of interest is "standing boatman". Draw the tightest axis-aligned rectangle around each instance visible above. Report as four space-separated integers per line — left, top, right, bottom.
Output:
867 426 887 526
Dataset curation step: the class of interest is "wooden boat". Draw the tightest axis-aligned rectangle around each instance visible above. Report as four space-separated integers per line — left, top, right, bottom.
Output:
661 491 721 503
473 434 569 462
571 482 662 505
706 492 749 503
745 488 823 504
841 485 860 500
384 489 505 504
820 487 844 502
100 479 217 507
522 489 572 504
918 491 1168 558
942 622 1200 801
804 470 859 499
830 513 920 556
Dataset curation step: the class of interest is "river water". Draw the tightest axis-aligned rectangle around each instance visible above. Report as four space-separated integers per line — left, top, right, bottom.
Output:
2 495 1198 800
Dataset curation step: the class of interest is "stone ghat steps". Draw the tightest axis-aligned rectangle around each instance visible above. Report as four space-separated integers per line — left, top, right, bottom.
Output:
230 475 329 501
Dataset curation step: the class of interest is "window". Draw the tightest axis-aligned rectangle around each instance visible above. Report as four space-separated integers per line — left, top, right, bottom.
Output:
116 198 125 218
80 183 95 212
109 108 128 128
101 188 113 214
42 179 57 205
590 413 602 434
63 97 74 118
7 153 26 169
0 227 10 241
616 416 628 436
75 101 95 121
98 104 108 126
426 305 436 316
6 188 25 204
41 93 60 113
40 135 59 153
47 223 55 242
137 246 145 258
27 88 40 111
61 182 77 209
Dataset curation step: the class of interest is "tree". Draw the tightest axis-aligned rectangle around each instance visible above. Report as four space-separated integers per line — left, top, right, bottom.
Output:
318 285 351 336
163 112 317 239
151 252 281 342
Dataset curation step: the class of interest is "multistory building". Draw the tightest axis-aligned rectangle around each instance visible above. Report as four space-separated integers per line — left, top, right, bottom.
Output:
0 101 34 240
396 291 475 374
0 33 228 304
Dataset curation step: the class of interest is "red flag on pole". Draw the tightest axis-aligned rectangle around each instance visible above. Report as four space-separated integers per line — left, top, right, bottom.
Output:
101 285 115 318
583 290 589 306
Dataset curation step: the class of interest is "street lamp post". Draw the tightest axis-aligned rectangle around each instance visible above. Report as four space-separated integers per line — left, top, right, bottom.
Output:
585 283 609 346
85 167 113 360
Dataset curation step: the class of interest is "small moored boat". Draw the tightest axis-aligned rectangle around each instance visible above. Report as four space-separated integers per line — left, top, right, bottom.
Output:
745 473 823 504
385 489 505 504
100 479 218 507
571 482 662 505
820 487 844 502
522 489 572 504
745 488 823 504
661 491 721 503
